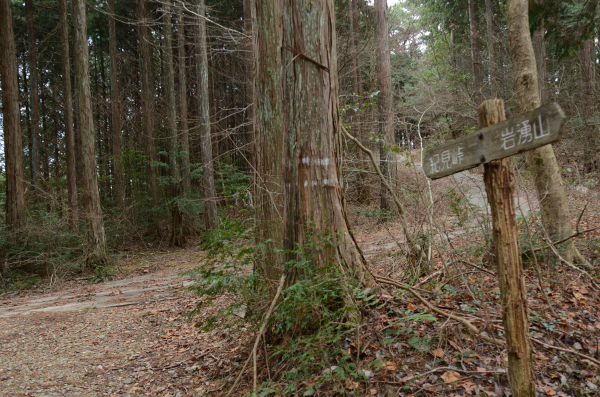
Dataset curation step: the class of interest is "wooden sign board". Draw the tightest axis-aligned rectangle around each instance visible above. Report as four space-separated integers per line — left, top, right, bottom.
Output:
423 103 566 180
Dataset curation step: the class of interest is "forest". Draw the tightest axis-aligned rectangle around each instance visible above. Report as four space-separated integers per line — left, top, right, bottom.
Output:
0 0 599 396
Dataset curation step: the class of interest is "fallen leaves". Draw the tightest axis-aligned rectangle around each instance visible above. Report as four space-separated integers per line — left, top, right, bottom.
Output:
432 348 445 358
381 361 397 371
440 370 462 383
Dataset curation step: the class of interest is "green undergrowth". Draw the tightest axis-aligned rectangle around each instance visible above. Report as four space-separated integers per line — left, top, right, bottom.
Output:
184 217 448 396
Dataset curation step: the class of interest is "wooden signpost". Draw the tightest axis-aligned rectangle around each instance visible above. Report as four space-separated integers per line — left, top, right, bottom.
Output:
424 102 565 179
424 100 565 396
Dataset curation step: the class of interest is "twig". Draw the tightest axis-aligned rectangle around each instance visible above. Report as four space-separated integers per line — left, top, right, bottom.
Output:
531 338 600 366
457 260 495 276
522 216 558 317
524 226 600 254
342 128 417 255
75 323 91 333
413 268 443 287
225 275 286 397
376 276 506 346
374 365 505 384
576 203 588 233
542 237 600 290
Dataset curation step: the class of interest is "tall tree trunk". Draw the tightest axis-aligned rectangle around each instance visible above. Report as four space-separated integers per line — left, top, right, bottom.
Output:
138 0 160 228
375 0 396 214
243 0 255 173
252 0 376 287
485 0 497 98
252 1 285 279
468 0 483 102
25 0 41 193
195 0 218 232
74 0 106 263
176 4 191 195
164 0 184 247
348 0 369 203
533 23 547 104
507 0 583 264
580 39 597 170
0 0 27 231
59 0 78 226
108 0 124 208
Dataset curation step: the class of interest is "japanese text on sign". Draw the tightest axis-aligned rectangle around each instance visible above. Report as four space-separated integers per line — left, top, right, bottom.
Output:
500 115 550 151
429 146 464 175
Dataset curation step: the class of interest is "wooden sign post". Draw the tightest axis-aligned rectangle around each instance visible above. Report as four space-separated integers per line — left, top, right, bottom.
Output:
424 100 565 396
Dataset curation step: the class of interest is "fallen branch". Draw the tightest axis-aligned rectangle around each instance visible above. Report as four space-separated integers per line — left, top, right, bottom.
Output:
531 338 600 366
543 237 600 290
380 276 600 367
524 226 600 255
225 275 286 397
375 276 506 346
457 260 495 276
374 365 506 384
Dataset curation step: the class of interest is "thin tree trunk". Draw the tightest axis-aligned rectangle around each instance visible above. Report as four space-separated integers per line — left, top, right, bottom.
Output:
243 0 254 173
195 0 218 231
533 24 547 104
485 0 497 98
99 51 111 202
59 0 78 226
176 4 191 195
0 0 27 230
480 99 535 397
164 0 184 247
507 0 583 264
25 0 41 193
348 0 369 203
375 0 396 214
138 0 160 229
74 0 106 263
580 39 597 170
468 0 483 102
108 0 124 208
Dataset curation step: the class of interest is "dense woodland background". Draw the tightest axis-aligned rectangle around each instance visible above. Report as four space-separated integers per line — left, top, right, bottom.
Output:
0 0 597 280
1 0 600 395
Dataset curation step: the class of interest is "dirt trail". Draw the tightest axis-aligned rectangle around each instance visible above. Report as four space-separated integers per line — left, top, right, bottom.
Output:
0 272 193 319
0 250 231 397
360 153 534 258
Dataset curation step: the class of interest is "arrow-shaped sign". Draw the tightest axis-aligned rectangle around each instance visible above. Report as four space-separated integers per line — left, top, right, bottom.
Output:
423 103 566 180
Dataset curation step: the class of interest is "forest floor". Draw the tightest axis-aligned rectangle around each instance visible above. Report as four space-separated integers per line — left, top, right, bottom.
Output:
1 164 600 397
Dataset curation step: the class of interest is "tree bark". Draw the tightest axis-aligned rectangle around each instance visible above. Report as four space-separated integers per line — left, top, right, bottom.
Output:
375 0 396 214
507 0 582 263
252 1 285 279
468 0 483 102
254 0 374 285
580 39 597 170
479 100 535 397
74 0 106 263
485 0 497 98
194 0 218 232
163 0 184 247
25 0 41 193
0 0 27 230
138 0 160 228
108 0 124 207
177 4 191 195
59 0 78 226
